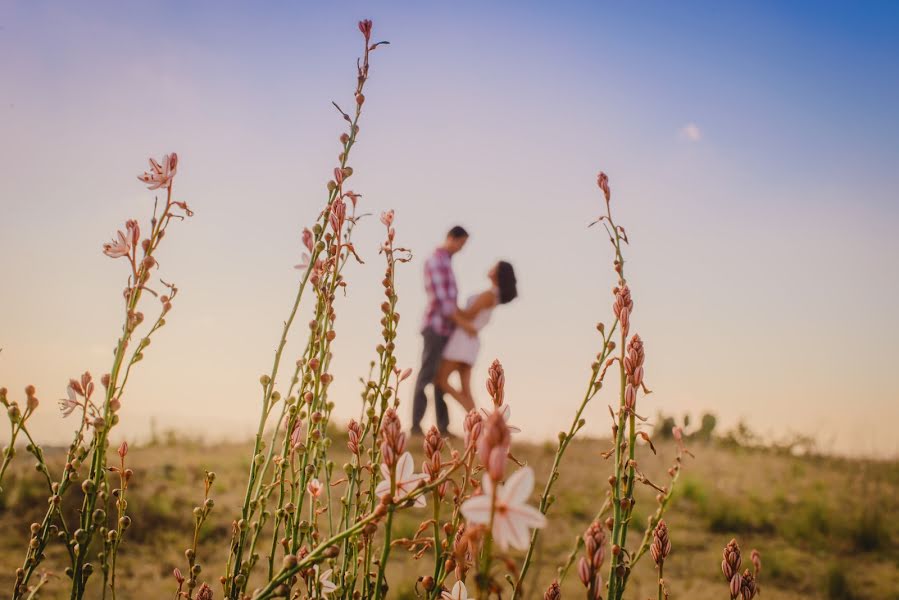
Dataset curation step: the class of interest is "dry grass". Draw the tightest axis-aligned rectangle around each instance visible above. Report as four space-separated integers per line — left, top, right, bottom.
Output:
1 435 896 599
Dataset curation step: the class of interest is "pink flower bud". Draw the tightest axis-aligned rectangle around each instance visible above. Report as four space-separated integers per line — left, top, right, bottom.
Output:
597 171 611 203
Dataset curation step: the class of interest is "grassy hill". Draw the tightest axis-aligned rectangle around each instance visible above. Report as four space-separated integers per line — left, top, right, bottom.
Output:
1 436 897 599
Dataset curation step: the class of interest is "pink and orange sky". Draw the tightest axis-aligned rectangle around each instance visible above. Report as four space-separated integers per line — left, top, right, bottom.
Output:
2 2 898 456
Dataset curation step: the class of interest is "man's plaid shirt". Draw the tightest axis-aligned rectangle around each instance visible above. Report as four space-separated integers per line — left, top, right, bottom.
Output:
421 247 457 336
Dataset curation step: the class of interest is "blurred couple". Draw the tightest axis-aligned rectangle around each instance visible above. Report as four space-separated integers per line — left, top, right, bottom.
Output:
410 225 518 436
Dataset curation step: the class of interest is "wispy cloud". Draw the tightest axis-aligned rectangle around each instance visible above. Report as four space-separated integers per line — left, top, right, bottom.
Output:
680 122 702 142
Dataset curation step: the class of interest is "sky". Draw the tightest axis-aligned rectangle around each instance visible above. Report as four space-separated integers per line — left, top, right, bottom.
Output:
1 1 898 456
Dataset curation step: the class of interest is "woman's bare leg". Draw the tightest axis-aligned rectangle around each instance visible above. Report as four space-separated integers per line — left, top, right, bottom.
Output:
457 364 476 412
436 360 469 409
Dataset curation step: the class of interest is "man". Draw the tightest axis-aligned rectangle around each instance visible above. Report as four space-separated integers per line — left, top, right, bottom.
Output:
411 225 469 435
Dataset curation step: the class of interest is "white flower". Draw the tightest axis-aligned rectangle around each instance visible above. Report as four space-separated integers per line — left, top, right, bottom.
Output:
58 385 80 417
441 580 468 600
314 566 337 596
375 451 427 508
460 466 546 551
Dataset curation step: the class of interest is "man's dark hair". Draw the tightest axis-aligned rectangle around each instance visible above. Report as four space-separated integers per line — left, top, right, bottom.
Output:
447 225 469 239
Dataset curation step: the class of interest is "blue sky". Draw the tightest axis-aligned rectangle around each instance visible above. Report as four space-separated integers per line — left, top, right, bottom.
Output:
1 1 897 455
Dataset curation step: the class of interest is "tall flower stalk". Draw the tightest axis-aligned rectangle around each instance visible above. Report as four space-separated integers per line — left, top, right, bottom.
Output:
9 152 192 600
220 19 388 600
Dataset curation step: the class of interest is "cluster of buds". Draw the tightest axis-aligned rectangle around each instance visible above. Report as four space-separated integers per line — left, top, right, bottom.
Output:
613 284 633 337
422 426 449 500
486 359 505 408
477 410 510 481
463 409 483 450
451 524 474 583
543 581 562 600
346 419 363 456
722 538 760 599
3 385 39 422
379 408 406 469
623 334 645 412
577 521 607 598
650 519 671 567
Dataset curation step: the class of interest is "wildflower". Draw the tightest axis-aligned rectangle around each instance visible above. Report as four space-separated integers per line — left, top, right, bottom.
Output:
58 385 80 417
117 441 129 458
380 209 395 227
375 451 426 507
329 198 346 233
578 521 606 597
379 407 405 468
463 409 483 449
102 220 139 259
597 171 611 203
172 568 184 584
302 227 314 253
358 19 373 41
441 580 468 600
317 566 337 595
290 421 305 451
347 419 362 455
722 538 742 581
750 549 761 575
294 253 311 270
307 478 324 499
722 538 744 599
137 153 178 190
486 359 505 407
613 284 633 336
477 409 510 481
423 425 444 477
460 466 546 551
196 583 213 600
543 581 562 600
650 519 671 566
344 190 360 208
740 569 758 600
624 334 645 387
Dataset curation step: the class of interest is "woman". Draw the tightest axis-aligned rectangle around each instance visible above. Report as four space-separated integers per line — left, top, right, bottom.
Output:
436 261 518 412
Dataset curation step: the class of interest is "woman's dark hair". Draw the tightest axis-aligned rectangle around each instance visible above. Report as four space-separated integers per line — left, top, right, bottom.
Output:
496 261 518 304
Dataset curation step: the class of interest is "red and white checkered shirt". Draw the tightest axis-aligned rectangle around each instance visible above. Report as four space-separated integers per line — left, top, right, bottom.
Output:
421 247 457 336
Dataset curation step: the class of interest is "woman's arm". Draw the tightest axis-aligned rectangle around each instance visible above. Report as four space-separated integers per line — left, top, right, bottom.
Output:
458 290 497 320
451 312 478 336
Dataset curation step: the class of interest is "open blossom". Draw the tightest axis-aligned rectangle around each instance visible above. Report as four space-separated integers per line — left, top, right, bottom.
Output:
314 566 337 596
102 220 139 258
380 209 395 227
441 580 468 600
58 385 80 417
301 227 314 252
375 451 426 507
137 153 178 190
460 466 546 551
307 478 324 499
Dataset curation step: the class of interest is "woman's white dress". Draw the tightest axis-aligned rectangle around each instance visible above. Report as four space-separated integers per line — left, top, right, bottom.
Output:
443 290 497 365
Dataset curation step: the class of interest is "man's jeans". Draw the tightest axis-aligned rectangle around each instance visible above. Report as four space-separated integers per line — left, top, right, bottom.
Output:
412 327 450 433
